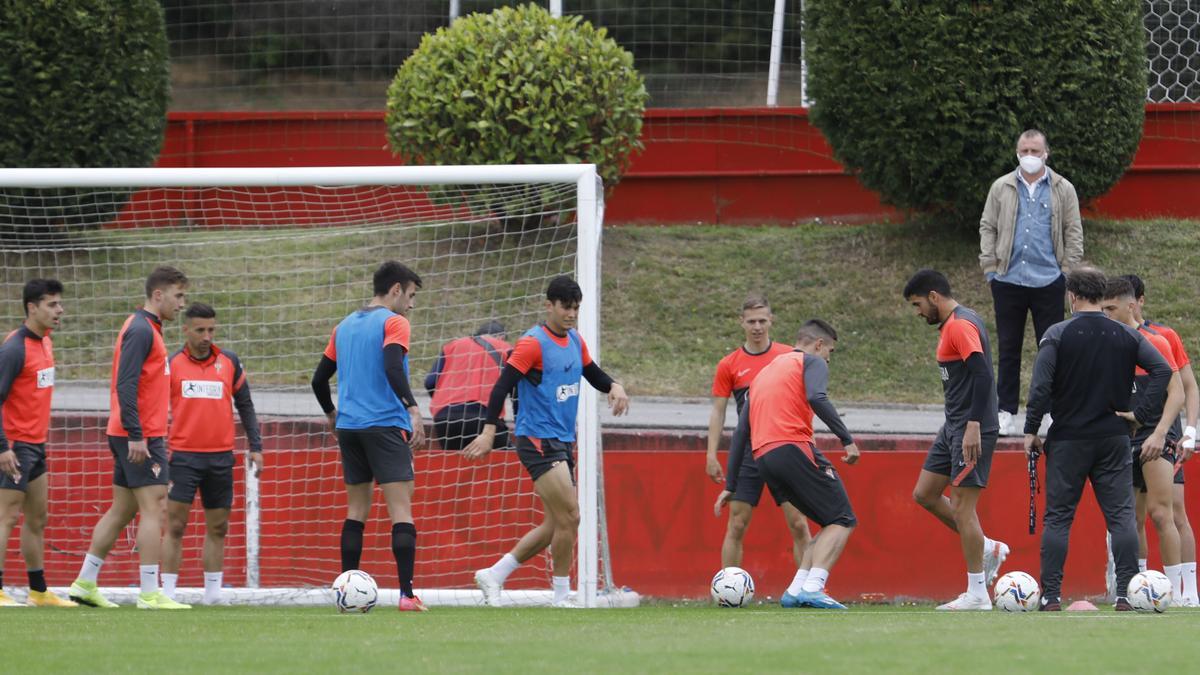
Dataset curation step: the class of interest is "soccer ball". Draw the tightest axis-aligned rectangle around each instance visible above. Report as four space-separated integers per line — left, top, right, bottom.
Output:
711 566 755 607
332 570 378 613
992 571 1040 612
1127 570 1172 612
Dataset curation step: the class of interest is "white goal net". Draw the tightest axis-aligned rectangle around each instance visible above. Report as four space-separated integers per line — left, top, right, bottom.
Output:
0 165 634 608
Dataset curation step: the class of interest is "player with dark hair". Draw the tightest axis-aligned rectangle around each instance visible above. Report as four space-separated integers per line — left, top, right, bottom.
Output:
465 275 629 607
1026 266 1171 611
726 319 860 609
312 261 428 611
0 279 76 607
161 302 264 605
425 320 512 451
904 269 1008 610
1101 277 1186 599
1118 274 1200 605
70 266 191 609
709 294 810 594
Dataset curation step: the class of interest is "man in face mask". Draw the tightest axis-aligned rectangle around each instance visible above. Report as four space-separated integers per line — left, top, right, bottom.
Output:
978 129 1084 437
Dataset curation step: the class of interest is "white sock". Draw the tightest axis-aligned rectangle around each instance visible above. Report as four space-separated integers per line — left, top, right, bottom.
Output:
139 565 159 595
489 553 520 584
1185 562 1199 603
801 567 829 593
204 572 223 604
1165 564 1184 599
161 573 178 600
786 568 809 596
79 553 104 583
1138 558 1148 573
967 571 988 600
552 576 570 603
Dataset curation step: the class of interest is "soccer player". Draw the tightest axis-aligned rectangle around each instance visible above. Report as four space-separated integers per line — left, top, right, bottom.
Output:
1101 278 1186 598
464 276 629 607
161 302 264 605
725 319 860 610
0 279 76 607
424 320 512 451
903 269 1008 610
69 266 191 609
1025 266 1171 611
311 261 428 612
1124 274 1200 606
708 294 811 583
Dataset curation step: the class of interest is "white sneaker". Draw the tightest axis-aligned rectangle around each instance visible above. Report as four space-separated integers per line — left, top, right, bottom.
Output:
936 592 992 611
474 569 502 607
998 411 1015 436
1104 532 1117 603
983 540 1010 586
1179 596 1199 608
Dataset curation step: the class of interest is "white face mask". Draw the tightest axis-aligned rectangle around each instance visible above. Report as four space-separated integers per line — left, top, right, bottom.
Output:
1018 154 1045 174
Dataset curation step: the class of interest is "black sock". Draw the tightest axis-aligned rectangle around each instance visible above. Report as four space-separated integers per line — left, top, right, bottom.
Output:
28 569 47 593
340 519 365 572
392 522 417 598
0 569 4 589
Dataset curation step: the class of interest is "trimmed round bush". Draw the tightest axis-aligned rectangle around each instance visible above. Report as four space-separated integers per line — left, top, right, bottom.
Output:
386 4 647 194
806 2 1145 224
0 0 170 242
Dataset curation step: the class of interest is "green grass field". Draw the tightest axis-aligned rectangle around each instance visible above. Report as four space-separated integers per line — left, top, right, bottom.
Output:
2 604 1197 673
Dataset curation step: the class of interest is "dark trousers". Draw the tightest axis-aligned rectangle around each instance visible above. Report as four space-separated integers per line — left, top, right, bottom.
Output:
1040 435 1138 603
990 275 1066 413
433 403 508 451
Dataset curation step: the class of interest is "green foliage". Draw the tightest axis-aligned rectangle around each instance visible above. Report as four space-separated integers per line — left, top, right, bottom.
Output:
385 3 646 199
806 2 1146 225
0 0 170 243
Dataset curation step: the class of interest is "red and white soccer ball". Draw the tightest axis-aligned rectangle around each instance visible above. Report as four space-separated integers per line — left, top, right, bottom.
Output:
711 566 755 607
1128 570 1172 612
333 570 379 613
992 571 1040 612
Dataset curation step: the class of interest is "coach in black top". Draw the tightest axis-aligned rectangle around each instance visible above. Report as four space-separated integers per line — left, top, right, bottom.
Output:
1024 266 1172 611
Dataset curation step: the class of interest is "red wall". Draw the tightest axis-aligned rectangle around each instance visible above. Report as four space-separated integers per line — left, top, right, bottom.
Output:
141 104 1200 226
7 416 1194 601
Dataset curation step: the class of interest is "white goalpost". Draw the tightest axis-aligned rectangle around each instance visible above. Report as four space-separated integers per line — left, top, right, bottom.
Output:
0 165 637 608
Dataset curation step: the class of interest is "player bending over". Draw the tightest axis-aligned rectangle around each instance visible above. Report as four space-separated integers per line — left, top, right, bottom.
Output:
708 295 811 590
464 276 629 607
726 319 860 610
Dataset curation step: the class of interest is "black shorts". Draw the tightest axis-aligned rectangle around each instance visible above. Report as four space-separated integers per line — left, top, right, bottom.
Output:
756 443 857 528
169 450 235 509
109 436 169 488
1131 442 1179 493
0 442 48 492
515 436 575 484
337 427 414 485
433 403 509 452
1175 465 1186 485
730 448 772 507
922 426 997 488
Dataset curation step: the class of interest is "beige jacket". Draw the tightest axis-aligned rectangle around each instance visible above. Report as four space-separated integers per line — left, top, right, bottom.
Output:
978 170 1084 278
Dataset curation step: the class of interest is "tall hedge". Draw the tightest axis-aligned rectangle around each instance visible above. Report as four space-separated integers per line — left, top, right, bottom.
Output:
0 0 170 243
806 2 1146 224
385 4 646 194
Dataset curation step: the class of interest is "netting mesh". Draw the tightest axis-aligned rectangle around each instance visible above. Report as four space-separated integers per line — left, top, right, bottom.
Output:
0 176 599 602
1145 0 1200 104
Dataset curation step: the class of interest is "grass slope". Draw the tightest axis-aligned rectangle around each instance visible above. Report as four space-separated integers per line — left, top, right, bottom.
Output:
1 604 1198 673
603 219 1200 403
